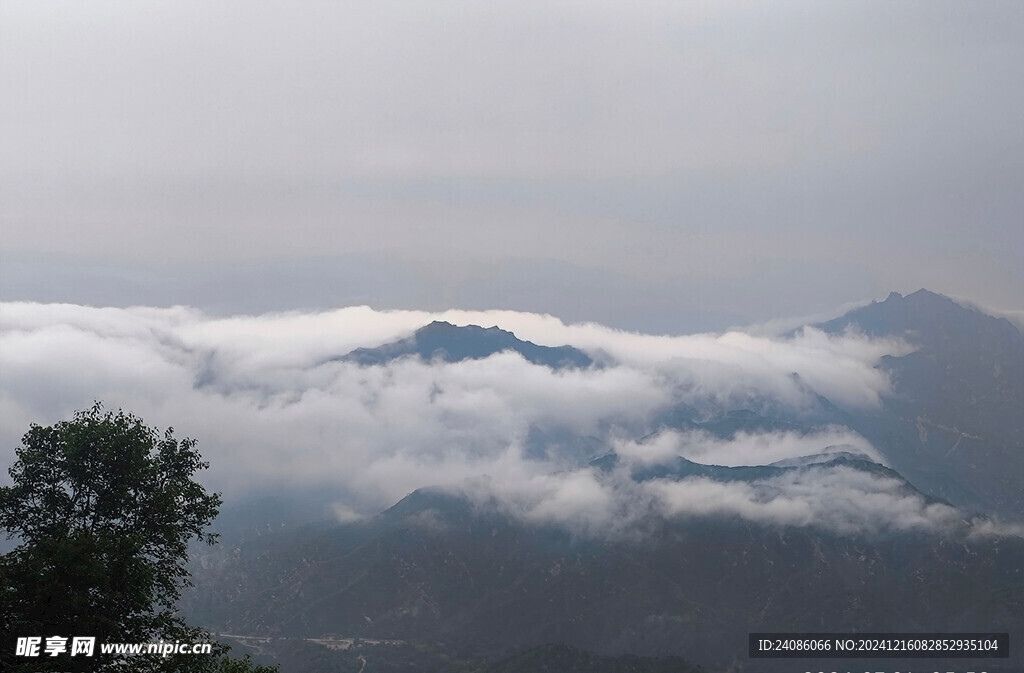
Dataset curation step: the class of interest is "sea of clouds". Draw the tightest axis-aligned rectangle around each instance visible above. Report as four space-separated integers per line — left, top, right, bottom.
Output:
5 301 1007 538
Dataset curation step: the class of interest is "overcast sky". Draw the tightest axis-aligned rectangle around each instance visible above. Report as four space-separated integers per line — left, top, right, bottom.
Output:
2 1 1022 329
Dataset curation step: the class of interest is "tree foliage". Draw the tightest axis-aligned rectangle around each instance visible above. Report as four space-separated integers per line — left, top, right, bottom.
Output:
0 404 275 672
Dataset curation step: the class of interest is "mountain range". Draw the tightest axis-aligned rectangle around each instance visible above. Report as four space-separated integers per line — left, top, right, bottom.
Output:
185 289 1024 673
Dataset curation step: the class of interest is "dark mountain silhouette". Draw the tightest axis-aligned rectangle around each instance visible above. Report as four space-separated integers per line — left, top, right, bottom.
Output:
816 289 1024 516
187 484 1024 673
184 289 1024 673
338 321 593 369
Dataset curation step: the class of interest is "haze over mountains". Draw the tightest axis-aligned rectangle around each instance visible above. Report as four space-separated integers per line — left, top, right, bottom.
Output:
5 3 1022 671
190 289 1020 672
2 289 1022 672
816 289 1024 516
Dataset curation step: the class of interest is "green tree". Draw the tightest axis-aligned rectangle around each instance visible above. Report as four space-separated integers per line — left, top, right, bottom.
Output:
0 403 276 673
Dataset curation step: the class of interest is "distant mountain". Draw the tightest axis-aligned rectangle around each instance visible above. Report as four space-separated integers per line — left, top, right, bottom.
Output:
337 321 593 369
182 289 1024 673
627 452 936 499
186 485 1024 673
815 289 1024 516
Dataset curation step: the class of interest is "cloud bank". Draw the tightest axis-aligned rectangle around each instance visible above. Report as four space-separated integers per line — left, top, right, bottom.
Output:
3 301 993 538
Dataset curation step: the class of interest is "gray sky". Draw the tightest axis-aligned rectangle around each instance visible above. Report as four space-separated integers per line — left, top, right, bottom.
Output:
2 1 1023 329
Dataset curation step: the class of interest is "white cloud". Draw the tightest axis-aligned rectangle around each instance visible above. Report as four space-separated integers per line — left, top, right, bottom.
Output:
648 465 963 535
3 301 990 539
615 428 882 468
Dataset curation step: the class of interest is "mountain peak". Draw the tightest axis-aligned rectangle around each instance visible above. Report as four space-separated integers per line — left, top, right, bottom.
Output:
818 288 1017 342
340 322 593 369
815 288 1024 517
